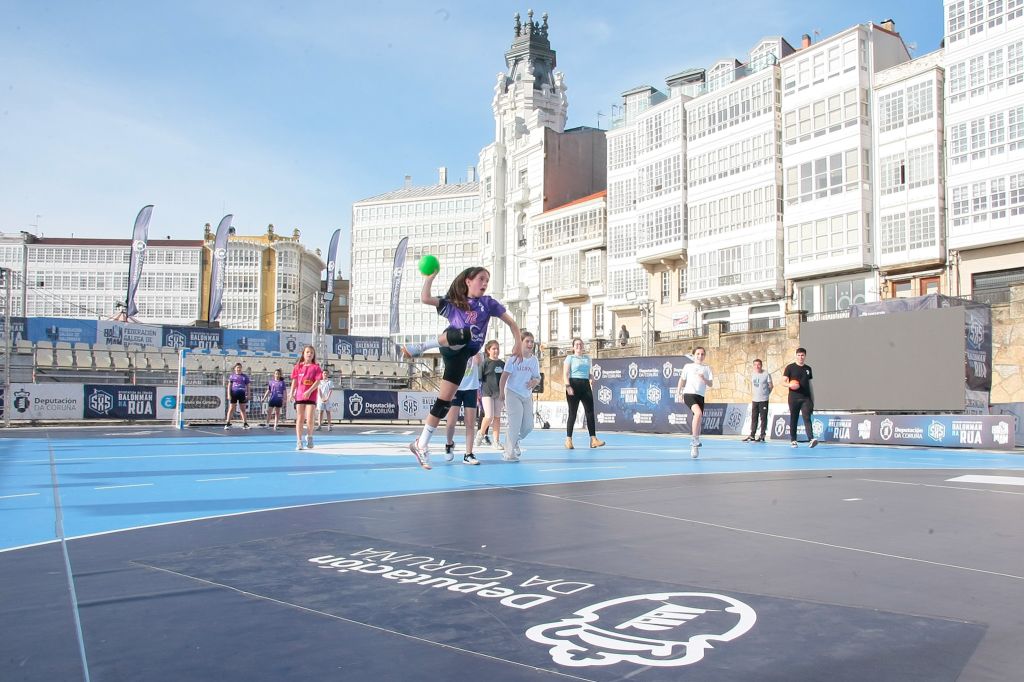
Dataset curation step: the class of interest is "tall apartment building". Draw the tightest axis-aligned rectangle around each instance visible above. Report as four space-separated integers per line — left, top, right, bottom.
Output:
780 23 911 315
349 173 481 346
0 232 204 324
478 11 606 347
944 0 1024 303
201 224 326 332
872 50 947 298
685 37 793 331
606 79 689 346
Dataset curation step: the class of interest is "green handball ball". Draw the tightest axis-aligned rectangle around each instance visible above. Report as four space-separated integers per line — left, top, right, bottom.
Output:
418 254 440 276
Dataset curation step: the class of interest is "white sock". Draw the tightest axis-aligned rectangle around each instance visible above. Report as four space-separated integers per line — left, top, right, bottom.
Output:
417 424 436 449
406 340 440 356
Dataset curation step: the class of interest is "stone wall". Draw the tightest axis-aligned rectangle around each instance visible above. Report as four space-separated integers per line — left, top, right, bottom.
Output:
539 284 1024 407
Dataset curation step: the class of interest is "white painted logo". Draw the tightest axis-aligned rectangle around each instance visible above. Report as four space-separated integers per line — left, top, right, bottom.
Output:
348 392 364 417
773 416 787 437
992 421 1009 445
525 592 756 668
88 389 114 415
857 420 871 439
647 385 662 404
879 418 894 441
628 362 638 380
597 386 613 405
214 247 226 261
165 330 186 349
662 361 674 379
132 239 147 252
928 420 946 442
591 364 602 381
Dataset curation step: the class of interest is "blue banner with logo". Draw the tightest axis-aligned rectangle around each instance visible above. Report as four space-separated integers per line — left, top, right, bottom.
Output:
207 214 233 322
0 316 27 344
591 355 697 433
341 389 399 420
768 412 1015 450
27 317 97 345
125 205 153 317
332 335 394 358
325 228 341 329
83 384 157 420
222 329 279 353
162 326 223 350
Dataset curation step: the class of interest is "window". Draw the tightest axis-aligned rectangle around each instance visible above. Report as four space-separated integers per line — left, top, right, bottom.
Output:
661 271 671 303
593 304 605 337
880 213 906 254
548 310 558 341
878 90 904 131
906 81 934 124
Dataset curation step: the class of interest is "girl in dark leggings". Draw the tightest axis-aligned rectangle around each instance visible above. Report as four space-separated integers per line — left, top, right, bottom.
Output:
562 337 605 449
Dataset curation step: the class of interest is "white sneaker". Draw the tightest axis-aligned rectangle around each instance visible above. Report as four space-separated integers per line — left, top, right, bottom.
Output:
514 443 522 458
296 441 304 451
408 440 432 470
791 441 798 448
809 438 819 448
693 439 702 448
474 433 485 446
690 445 700 459
306 435 314 449
493 439 504 451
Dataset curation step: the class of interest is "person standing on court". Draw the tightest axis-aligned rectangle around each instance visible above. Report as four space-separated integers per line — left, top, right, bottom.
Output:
499 331 540 462
562 337 605 449
262 368 287 430
443 352 482 463
742 358 773 442
476 340 505 450
675 347 713 459
783 347 818 448
290 345 323 450
224 362 251 429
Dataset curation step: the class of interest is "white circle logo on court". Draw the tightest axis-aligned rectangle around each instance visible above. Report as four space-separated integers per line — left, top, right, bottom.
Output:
525 592 756 668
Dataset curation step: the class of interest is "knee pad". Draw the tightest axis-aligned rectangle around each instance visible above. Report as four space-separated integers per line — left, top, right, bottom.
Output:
444 326 472 346
429 398 453 419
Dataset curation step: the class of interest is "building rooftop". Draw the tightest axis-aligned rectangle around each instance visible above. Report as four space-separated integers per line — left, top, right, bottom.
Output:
356 181 480 204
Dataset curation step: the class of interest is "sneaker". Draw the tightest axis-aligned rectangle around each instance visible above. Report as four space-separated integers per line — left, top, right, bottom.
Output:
273 425 278 431
741 435 752 442
408 440 432 470
790 441 798 448
809 438 819 449
242 422 251 430
514 443 522 458
223 422 231 430
694 439 702 448
316 425 322 431
690 445 700 459
306 435 314 449
483 434 492 446
463 453 480 466
400 342 429 359
327 425 332 432
444 442 455 462
493 439 504 451
474 432 485 446
755 436 765 442
296 441 304 451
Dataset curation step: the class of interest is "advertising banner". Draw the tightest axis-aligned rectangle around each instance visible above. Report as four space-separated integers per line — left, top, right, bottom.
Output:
0 316 28 344
770 412 1015 450
591 355 697 433
222 329 280 353
7 383 84 420
207 214 233 322
125 204 153 317
83 384 157 420
27 317 97 345
162 326 223 350
97 320 163 349
964 305 992 392
325 228 341 329
157 386 225 421
398 391 442 420
280 331 313 355
332 335 393 358
388 236 409 335
342 389 398 420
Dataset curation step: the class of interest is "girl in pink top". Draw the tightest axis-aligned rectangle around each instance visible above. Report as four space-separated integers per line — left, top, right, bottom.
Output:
290 345 323 451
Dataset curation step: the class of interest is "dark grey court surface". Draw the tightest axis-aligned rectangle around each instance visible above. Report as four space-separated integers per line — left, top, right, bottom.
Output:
3 466 1023 681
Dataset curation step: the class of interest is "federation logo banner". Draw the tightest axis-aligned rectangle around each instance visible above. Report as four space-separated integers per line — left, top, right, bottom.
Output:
83 384 157 420
125 205 154 317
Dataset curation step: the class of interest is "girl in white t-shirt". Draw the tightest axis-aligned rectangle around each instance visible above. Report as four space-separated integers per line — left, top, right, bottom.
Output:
675 347 714 459
499 331 541 462
316 368 335 431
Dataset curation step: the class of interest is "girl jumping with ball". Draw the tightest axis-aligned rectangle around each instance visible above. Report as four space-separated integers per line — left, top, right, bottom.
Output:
406 262 522 469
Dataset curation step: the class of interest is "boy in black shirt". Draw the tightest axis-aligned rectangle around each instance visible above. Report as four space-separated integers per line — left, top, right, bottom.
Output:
782 347 818 448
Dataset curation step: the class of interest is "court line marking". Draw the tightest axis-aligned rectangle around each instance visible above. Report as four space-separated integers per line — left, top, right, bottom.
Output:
196 476 250 482
94 483 155 490
287 471 336 477
0 492 41 500
539 466 627 472
842 498 862 501
530 492 1024 582
860 478 1024 496
139 564 595 682
947 474 1024 486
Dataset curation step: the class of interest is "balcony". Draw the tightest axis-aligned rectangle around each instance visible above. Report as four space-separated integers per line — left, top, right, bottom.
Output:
636 241 686 268
551 284 588 302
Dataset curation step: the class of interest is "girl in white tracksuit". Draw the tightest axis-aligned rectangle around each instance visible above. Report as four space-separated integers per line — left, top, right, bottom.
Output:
499 331 540 462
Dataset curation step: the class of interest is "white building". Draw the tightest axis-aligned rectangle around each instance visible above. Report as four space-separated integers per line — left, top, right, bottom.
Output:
944 0 1024 302
478 11 606 347
685 37 793 331
349 173 481 345
781 23 911 315
0 233 204 323
872 49 947 298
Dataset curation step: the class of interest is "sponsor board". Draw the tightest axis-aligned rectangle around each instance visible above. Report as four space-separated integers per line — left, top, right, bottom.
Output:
771 413 1016 449
136 530 983 680
223 329 279 353
6 383 84 420
83 384 156 420
162 326 223 350
0 316 28 344
343 390 398 420
97 320 163 349
280 331 312 354
397 391 439 420
28 317 97 345
592 356 695 433
332 335 393 358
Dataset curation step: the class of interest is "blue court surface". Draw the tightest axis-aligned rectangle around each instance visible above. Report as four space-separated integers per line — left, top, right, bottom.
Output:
1 425 1023 681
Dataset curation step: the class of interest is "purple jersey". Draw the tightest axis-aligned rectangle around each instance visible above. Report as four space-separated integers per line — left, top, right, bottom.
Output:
437 295 506 352
228 373 250 394
266 379 286 401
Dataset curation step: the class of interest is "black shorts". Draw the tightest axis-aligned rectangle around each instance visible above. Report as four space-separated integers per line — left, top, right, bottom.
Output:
229 391 247 405
295 399 316 406
452 390 478 409
267 398 283 408
439 345 478 386
683 393 705 409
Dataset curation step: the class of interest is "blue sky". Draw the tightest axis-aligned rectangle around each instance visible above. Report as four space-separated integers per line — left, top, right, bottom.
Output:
0 1 941 277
